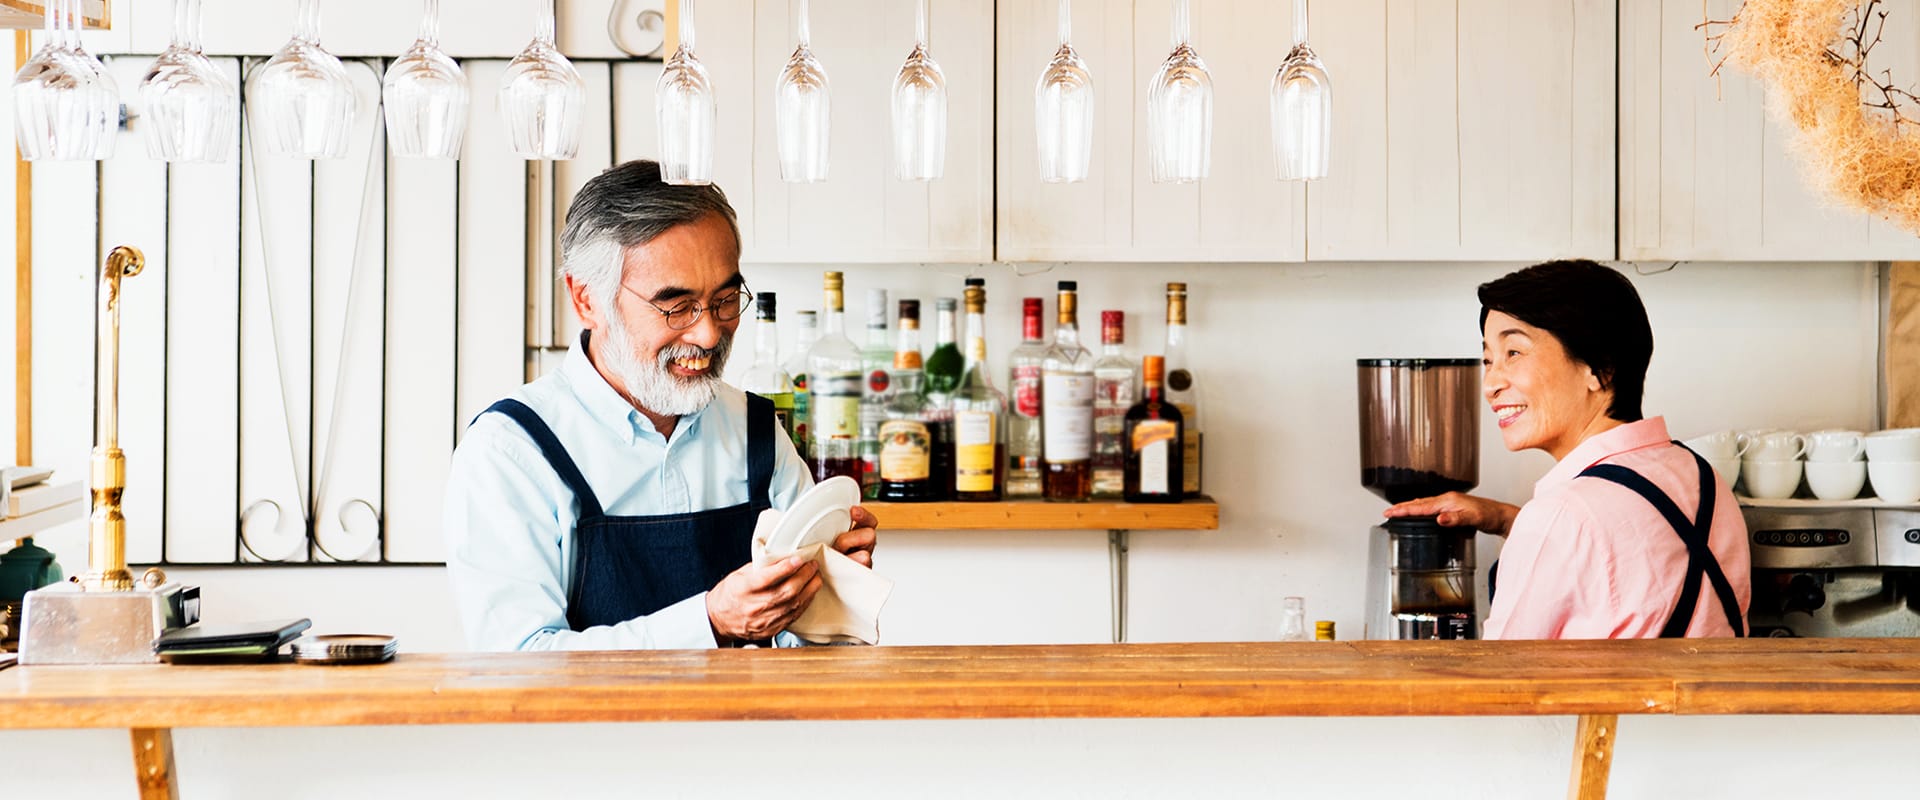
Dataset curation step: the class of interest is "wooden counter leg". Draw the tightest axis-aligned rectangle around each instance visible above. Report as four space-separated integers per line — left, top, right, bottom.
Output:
131 727 179 800
1566 714 1616 800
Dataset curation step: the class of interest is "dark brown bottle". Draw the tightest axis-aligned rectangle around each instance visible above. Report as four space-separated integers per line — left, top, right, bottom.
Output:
1123 355 1185 504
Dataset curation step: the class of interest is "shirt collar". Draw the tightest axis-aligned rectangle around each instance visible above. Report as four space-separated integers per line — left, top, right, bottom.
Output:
1535 416 1672 494
561 330 709 445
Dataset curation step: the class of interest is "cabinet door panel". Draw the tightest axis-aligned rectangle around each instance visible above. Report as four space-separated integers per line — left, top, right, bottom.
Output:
28 161 96 552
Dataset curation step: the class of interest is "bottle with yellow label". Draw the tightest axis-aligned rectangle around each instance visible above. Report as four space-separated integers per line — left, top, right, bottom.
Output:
1123 355 1185 503
878 300 934 501
951 279 1006 501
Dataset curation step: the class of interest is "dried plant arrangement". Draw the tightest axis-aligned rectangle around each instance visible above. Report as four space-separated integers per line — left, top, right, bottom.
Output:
1704 0 1920 233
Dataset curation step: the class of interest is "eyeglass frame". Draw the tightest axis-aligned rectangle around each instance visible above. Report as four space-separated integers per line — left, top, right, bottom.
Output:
621 283 754 331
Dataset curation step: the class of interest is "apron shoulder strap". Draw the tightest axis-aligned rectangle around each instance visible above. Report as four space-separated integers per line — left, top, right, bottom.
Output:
745 392 775 511
1577 447 1745 638
477 399 606 520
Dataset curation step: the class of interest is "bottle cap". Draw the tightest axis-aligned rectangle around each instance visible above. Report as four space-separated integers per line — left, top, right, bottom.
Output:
794 309 817 327
1167 282 1187 293
1101 310 1124 344
867 289 889 327
1057 280 1077 291
897 299 921 320
824 271 843 289
1142 354 1165 384
936 297 957 312
1022 297 1043 315
755 291 776 320
965 277 985 287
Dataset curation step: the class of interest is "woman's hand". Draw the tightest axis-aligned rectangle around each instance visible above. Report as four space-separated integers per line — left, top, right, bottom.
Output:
1383 492 1522 537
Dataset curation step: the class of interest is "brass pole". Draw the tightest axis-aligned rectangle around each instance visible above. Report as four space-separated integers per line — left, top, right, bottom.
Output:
15 30 31 467
82 245 143 592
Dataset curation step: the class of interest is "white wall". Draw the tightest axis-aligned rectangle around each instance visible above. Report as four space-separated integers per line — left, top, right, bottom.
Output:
3 258 1891 799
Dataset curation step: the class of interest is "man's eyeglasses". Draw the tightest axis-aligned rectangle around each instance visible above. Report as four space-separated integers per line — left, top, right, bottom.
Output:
625 285 753 331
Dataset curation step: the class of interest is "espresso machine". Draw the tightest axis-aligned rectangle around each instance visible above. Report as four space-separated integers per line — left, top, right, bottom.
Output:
1357 359 1482 640
1743 503 1920 637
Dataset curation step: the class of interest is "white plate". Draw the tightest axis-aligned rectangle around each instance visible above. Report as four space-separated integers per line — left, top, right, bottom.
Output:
765 476 860 554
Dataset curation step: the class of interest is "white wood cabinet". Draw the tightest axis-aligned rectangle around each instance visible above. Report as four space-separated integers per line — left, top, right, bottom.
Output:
1620 0 1920 261
996 0 1306 263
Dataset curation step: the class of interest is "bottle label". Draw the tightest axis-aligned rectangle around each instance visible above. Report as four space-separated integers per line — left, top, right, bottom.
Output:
1012 365 1042 418
1172 401 1200 494
1041 373 1094 461
867 368 892 394
791 374 811 453
879 420 931 481
1168 368 1193 393
811 373 862 441
955 411 997 492
1132 419 1177 495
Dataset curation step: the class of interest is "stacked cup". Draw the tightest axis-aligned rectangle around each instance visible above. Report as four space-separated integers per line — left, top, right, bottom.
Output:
1681 431 1748 491
1805 430 1867 501
1741 430 1806 500
1866 428 1920 504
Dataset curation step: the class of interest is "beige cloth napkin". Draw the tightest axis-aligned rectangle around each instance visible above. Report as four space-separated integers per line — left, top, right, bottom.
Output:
750 508 893 645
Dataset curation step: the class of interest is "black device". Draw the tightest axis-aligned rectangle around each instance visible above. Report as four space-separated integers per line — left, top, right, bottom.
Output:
153 618 312 663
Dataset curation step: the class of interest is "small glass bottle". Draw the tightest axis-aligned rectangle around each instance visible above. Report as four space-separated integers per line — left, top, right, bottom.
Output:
859 288 893 499
1315 621 1336 641
1091 310 1135 499
1122 354 1184 503
738 292 795 442
784 310 819 462
1278 597 1309 641
806 273 863 483
878 300 933 502
1006 297 1048 499
952 279 1006 501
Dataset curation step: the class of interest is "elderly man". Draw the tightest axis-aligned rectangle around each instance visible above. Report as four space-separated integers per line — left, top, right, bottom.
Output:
445 160 878 650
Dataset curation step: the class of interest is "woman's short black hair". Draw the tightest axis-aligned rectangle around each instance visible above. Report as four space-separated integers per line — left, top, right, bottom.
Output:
1477 259 1653 423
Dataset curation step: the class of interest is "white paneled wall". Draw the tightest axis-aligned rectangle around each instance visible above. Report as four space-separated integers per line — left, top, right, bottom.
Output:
383 155 459 564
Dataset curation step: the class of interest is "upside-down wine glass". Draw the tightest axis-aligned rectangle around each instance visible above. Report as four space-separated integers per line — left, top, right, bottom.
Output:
1034 0 1092 183
656 0 715 183
141 0 236 162
13 0 119 160
1272 0 1330 180
1146 0 1212 183
384 0 469 159
250 0 356 159
775 0 829 183
891 0 946 181
501 0 585 159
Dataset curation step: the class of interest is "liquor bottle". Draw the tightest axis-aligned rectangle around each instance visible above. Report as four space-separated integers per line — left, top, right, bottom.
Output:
738 292 795 443
1091 310 1136 499
1123 354 1184 503
1041 281 1095 502
878 300 933 501
1006 297 1047 499
807 273 864 483
923 297 961 500
1164 282 1204 498
858 289 893 499
784 310 819 460
952 279 1006 501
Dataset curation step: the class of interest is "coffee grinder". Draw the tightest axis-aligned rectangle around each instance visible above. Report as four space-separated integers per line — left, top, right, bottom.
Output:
1357 359 1482 640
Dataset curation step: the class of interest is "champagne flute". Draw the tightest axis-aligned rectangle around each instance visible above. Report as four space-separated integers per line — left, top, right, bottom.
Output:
1146 0 1211 183
140 0 237 162
1034 0 1092 183
656 0 715 184
249 0 356 159
891 0 946 181
1272 0 1331 181
384 0 469 159
775 0 830 183
13 0 119 161
500 0 585 160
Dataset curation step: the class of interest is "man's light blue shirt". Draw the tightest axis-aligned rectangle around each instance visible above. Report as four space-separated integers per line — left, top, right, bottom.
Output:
444 339 812 651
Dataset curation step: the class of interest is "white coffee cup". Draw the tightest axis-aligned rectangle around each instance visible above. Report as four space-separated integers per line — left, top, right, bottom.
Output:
1868 460 1920 504
1805 430 1866 462
1747 431 1808 461
1806 460 1867 501
1865 428 1920 462
1684 430 1751 461
1704 456 1740 490
1741 458 1803 500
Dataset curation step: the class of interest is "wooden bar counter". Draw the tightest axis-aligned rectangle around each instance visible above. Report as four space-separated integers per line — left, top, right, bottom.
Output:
4 638 1919 798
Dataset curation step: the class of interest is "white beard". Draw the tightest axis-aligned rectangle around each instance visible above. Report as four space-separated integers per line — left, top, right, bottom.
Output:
597 315 732 418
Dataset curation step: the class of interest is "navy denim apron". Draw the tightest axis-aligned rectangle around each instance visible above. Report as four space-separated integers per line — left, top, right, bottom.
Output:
1489 442 1744 637
482 393 776 630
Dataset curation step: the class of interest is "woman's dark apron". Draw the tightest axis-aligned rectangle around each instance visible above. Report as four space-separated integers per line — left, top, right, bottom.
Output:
1490 443 1745 638
481 394 776 630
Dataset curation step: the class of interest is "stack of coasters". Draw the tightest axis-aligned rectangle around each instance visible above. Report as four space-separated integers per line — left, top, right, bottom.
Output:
290 634 398 665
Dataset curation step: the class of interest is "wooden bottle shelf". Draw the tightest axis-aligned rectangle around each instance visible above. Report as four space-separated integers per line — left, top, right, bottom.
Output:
861 498 1219 531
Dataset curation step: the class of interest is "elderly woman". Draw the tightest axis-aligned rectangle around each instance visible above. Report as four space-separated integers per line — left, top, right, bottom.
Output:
1384 260 1750 639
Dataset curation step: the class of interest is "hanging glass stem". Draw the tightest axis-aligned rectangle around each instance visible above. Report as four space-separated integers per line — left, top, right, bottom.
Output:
1057 0 1070 48
172 0 206 50
295 0 321 43
418 0 441 46
1171 0 1189 48
915 0 929 49
1292 0 1307 47
679 0 697 52
536 0 556 43
797 0 810 48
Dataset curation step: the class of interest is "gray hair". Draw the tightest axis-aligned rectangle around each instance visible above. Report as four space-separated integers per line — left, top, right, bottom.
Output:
559 159 743 307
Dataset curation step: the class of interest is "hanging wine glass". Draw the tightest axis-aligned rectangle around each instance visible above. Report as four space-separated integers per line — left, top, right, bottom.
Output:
775 0 829 183
13 0 120 161
384 0 469 159
656 0 715 183
1034 0 1092 183
501 0 584 159
1146 0 1212 183
891 0 946 181
249 0 356 159
1272 0 1330 181
140 0 237 162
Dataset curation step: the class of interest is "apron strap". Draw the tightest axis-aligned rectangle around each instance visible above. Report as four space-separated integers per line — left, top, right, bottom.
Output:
1577 445 1744 638
477 399 607 520
746 392 775 511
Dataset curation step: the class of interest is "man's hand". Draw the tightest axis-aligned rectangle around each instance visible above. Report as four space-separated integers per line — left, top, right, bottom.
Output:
1383 492 1521 537
832 506 879 568
707 555 822 644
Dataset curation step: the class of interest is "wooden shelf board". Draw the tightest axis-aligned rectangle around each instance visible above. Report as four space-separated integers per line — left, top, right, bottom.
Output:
861 498 1219 530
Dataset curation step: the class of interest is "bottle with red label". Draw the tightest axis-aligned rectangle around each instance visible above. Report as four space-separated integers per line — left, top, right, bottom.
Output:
1006 297 1048 498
